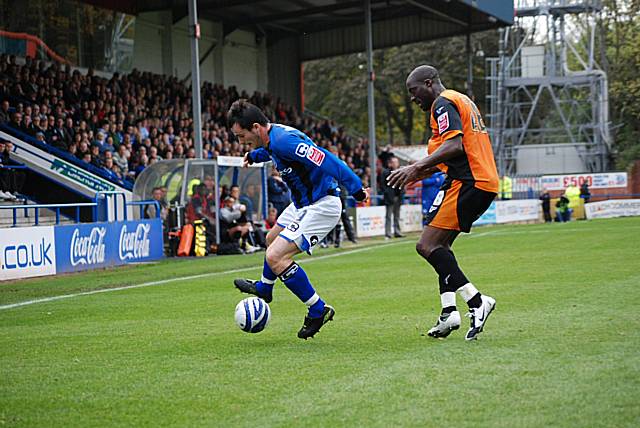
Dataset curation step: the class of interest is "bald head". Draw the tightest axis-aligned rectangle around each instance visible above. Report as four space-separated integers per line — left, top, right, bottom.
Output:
406 64 445 112
406 65 440 86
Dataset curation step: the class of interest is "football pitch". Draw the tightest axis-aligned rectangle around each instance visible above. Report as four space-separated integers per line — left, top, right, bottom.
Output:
1 218 639 427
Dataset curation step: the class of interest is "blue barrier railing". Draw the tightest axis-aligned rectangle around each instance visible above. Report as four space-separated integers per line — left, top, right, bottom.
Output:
93 191 161 221
128 200 161 219
0 201 98 227
1 197 160 227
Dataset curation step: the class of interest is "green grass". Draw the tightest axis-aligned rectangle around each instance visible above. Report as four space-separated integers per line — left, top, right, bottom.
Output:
1 218 640 427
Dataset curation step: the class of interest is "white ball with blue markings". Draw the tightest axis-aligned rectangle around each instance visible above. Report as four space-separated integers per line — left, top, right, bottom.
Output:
234 297 271 333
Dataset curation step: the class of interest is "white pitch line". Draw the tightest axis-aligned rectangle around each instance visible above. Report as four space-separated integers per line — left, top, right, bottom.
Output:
0 239 412 311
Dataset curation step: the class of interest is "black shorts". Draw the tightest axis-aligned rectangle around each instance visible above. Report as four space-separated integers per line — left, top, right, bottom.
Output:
425 177 496 233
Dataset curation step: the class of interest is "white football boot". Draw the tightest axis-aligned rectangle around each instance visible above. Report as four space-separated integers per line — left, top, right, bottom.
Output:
427 310 461 338
464 295 496 341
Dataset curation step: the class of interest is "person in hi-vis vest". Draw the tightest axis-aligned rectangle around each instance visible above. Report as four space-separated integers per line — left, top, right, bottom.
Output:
499 175 512 200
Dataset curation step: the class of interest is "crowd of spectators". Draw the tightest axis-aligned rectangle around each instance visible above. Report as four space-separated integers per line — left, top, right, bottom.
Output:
0 53 374 189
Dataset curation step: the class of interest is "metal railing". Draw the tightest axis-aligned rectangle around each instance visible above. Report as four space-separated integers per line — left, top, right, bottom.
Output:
128 200 161 220
0 201 98 227
0 193 160 228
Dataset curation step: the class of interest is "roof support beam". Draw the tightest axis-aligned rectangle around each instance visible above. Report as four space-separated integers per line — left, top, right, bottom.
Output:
405 0 467 27
247 1 365 25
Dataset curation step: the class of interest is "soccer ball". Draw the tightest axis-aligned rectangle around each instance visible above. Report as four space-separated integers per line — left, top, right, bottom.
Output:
235 297 271 333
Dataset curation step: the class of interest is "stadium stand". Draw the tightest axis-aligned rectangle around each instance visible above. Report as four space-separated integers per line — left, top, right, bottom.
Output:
0 53 375 198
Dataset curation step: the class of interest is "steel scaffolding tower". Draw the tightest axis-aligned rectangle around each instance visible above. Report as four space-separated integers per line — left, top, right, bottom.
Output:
486 0 611 175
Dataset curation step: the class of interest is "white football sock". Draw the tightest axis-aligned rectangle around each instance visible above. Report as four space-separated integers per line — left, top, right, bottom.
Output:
440 292 456 309
457 283 479 303
261 275 275 285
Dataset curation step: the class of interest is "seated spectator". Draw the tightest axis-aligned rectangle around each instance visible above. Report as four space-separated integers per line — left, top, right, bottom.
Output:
144 186 169 223
219 195 260 253
113 144 129 175
0 100 10 123
89 143 102 168
231 184 266 247
555 195 571 222
229 185 251 222
133 154 148 178
264 207 278 229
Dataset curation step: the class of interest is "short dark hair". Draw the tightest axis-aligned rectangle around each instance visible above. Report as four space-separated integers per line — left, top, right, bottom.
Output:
227 99 268 130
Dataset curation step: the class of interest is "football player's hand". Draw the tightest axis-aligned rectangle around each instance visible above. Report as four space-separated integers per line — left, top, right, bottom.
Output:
387 165 420 189
361 187 371 202
242 152 252 168
352 187 370 202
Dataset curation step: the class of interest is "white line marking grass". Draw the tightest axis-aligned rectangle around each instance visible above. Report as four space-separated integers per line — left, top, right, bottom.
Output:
5 221 629 311
0 240 412 311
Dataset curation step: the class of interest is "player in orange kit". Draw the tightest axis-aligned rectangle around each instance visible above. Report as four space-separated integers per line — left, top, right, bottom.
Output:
388 65 498 341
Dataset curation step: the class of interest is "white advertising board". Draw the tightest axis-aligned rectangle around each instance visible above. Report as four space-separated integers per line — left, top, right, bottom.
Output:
495 199 541 223
355 204 423 237
355 206 386 238
541 172 627 191
400 204 424 232
0 226 57 281
585 199 640 219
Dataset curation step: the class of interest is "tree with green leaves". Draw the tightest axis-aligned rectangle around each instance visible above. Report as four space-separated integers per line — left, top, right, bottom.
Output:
304 31 498 146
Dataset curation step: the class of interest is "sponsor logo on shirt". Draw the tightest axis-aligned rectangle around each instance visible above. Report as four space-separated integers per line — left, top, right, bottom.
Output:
295 143 309 157
437 111 449 134
295 143 325 166
306 147 325 166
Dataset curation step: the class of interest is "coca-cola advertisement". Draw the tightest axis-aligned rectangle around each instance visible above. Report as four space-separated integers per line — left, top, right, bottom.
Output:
55 219 163 273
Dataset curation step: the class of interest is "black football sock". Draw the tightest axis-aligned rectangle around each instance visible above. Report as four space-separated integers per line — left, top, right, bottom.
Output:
467 293 482 309
427 248 469 291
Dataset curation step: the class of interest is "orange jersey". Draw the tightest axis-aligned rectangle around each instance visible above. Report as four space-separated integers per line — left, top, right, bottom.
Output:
427 89 499 193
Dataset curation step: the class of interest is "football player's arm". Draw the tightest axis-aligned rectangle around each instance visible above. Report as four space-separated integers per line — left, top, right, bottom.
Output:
243 147 271 167
387 99 463 189
276 137 368 202
319 149 369 202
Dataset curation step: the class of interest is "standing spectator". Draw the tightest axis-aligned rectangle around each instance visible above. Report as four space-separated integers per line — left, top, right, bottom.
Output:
580 181 591 204
186 183 215 225
379 144 395 169
382 156 404 239
499 174 512 200
565 183 581 217
540 188 552 223
0 139 16 200
0 140 24 199
267 168 290 216
327 146 357 246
